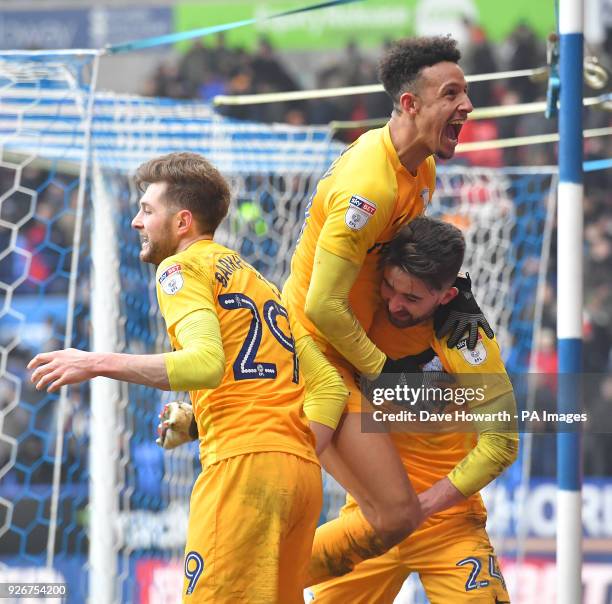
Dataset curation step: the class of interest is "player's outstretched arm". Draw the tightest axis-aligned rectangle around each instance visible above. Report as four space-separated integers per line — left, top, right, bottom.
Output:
28 348 171 392
434 273 495 350
28 308 225 393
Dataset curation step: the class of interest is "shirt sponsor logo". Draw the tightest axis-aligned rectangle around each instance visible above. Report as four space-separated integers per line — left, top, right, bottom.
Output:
158 264 183 295
457 333 487 365
345 195 377 231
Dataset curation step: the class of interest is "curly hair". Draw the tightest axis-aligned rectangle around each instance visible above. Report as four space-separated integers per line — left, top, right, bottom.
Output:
135 152 231 235
378 35 461 105
380 217 465 290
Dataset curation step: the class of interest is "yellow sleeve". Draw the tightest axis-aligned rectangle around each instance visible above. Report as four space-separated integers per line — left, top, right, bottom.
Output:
433 327 519 497
155 257 215 330
155 256 224 391
305 247 386 377
317 185 396 266
447 392 519 497
164 309 226 391
296 335 349 429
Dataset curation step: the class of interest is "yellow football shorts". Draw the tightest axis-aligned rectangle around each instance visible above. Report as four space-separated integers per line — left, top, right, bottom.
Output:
311 500 510 603
183 451 322 603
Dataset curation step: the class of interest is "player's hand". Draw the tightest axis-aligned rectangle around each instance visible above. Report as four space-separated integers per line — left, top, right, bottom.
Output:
156 402 198 450
28 348 97 392
359 348 436 404
380 348 436 374
433 273 494 350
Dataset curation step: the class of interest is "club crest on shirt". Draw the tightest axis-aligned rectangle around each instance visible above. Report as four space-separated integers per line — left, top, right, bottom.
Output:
422 354 444 372
456 333 487 365
158 264 184 295
345 195 377 231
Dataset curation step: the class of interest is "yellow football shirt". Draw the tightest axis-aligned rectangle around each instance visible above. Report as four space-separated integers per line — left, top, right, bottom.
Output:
283 124 436 359
367 313 513 519
155 239 317 468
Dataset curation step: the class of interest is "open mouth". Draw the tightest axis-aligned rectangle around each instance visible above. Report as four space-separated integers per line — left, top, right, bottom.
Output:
444 120 464 144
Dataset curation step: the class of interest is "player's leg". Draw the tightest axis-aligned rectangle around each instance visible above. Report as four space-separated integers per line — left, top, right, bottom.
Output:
182 464 222 602
183 452 320 603
277 455 323 603
320 413 420 540
183 454 280 603
414 519 511 603
308 502 411 604
307 361 422 586
309 548 409 604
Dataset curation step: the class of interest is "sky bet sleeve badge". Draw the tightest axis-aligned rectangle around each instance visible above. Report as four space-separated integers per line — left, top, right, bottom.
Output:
158 264 184 295
345 195 377 231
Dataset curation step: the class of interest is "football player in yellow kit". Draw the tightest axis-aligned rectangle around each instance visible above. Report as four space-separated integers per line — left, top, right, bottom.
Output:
282 36 494 584
28 152 346 603
310 217 516 603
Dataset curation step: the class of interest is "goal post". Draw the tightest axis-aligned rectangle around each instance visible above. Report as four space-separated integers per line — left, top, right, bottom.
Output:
0 50 558 603
89 159 121 603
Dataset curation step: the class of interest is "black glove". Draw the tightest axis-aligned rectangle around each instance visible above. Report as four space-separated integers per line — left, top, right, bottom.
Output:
433 273 494 350
359 348 436 405
380 348 436 374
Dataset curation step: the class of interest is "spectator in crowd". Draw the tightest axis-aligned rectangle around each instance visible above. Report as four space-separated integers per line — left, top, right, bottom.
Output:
505 21 547 102
463 19 499 108
178 39 210 97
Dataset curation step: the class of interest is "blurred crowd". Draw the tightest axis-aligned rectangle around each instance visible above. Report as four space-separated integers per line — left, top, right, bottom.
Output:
144 22 609 156
0 21 611 487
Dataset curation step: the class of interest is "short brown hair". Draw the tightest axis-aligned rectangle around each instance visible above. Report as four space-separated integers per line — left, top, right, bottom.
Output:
135 152 231 235
378 36 461 106
380 217 465 290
